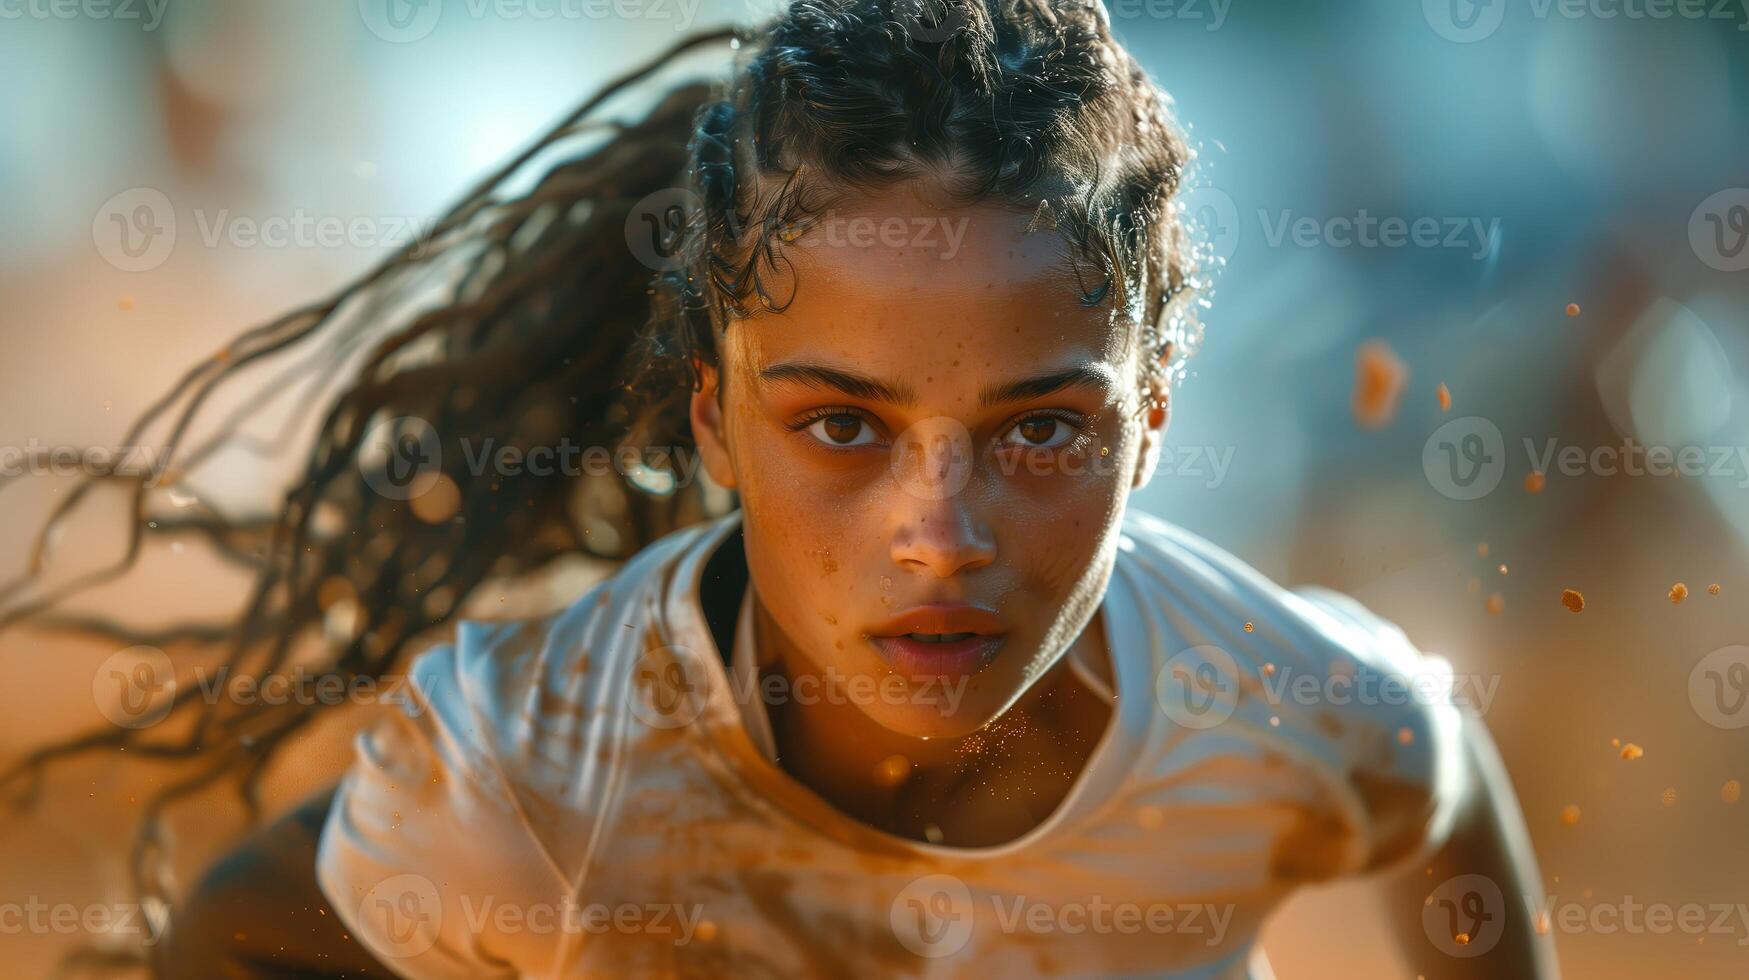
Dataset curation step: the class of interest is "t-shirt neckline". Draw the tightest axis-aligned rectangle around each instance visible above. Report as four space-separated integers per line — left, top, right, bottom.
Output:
670 511 1152 860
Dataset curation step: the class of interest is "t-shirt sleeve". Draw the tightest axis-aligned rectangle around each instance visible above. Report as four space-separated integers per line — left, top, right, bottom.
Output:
1120 516 1470 891
1283 585 1469 875
316 639 563 978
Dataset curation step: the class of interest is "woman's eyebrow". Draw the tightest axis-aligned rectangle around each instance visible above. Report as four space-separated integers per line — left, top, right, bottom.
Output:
757 363 917 404
979 364 1116 407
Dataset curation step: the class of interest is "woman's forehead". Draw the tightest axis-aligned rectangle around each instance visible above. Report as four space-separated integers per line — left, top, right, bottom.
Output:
728 196 1131 389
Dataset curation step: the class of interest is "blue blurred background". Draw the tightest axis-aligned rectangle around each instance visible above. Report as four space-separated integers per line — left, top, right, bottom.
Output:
2 0 1747 976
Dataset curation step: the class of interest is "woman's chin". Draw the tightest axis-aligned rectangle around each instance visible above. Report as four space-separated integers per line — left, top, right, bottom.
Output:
856 690 1013 741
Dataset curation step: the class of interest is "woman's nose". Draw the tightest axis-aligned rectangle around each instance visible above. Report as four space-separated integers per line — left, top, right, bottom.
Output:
885 416 996 577
889 496 997 578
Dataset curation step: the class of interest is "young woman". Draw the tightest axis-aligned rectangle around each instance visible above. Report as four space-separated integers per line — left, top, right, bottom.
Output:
8 0 1555 977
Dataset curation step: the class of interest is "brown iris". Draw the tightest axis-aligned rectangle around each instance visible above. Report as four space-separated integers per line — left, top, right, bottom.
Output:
1015 417 1057 445
821 415 862 443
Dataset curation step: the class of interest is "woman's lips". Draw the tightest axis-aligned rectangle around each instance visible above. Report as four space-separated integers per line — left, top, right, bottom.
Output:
865 604 1009 679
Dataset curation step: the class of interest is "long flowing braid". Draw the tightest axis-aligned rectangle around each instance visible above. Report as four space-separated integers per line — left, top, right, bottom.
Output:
1 29 740 920
1 0 1201 960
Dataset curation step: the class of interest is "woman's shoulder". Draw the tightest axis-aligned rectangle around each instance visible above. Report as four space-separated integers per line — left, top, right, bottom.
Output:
1114 508 1468 876
403 514 736 778
1116 508 1434 680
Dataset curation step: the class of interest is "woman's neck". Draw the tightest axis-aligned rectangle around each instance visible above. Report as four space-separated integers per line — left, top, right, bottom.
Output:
753 598 1115 848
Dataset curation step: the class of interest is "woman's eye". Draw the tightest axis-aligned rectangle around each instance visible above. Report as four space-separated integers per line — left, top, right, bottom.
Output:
805 414 877 446
1001 415 1076 448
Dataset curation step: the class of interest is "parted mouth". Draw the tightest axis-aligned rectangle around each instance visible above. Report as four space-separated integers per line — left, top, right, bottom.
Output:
898 631 980 643
866 604 1010 640
865 605 1010 680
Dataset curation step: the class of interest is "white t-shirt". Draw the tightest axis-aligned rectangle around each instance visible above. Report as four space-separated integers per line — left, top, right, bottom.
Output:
318 509 1466 978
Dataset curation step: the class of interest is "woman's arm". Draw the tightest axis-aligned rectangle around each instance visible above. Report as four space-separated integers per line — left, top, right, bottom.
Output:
1382 717 1560 979
156 789 393 979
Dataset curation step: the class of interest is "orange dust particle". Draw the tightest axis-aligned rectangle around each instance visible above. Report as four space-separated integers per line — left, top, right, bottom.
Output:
1669 582 1689 604
1243 621 1255 633
1486 593 1506 615
1498 563 1509 575
874 754 911 787
1723 780 1742 804
410 474 462 524
1436 383 1452 412
1352 340 1409 430
1397 727 1414 746
1268 716 1281 727
1610 737 1621 749
1559 804 1581 826
1524 471 1546 494
1261 662 1276 677
1708 583 1721 596
1561 589 1585 613
695 920 718 942
1137 805 1166 830
1620 742 1644 761
1454 932 1472 946
1661 787 1677 807
1477 542 1490 557
118 295 135 310
1565 303 1581 317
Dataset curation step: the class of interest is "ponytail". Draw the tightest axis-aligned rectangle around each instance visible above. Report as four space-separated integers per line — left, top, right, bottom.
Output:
0 28 740 925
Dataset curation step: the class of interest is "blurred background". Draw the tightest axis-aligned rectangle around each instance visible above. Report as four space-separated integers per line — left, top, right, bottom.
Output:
1 0 1746 976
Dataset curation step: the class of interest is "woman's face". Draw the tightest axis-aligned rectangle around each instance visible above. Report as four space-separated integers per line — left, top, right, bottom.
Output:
692 186 1167 738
